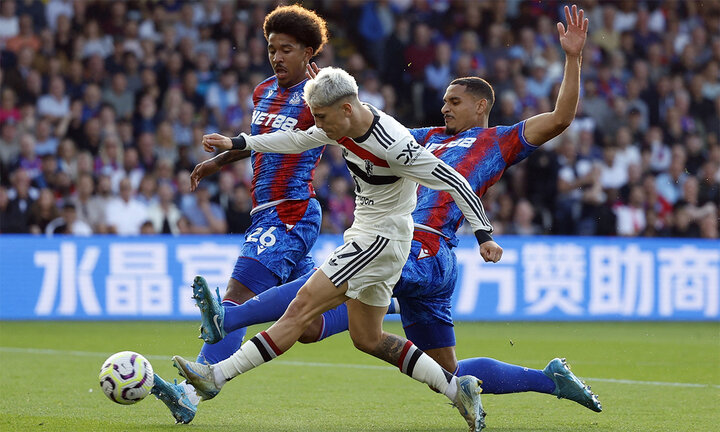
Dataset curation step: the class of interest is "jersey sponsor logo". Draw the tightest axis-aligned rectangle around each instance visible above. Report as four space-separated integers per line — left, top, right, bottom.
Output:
357 196 374 206
396 141 423 165
251 111 299 131
426 137 476 152
289 92 303 105
418 247 432 259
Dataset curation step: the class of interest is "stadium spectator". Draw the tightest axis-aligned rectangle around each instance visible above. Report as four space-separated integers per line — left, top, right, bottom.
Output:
105 177 148 235
27 187 58 234
0 0 716 240
36 75 70 123
45 201 92 235
147 182 182 235
181 183 226 234
225 182 252 235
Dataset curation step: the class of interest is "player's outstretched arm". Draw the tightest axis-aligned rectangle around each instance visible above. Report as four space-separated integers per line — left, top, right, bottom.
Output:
524 4 588 145
389 139 502 262
190 149 251 191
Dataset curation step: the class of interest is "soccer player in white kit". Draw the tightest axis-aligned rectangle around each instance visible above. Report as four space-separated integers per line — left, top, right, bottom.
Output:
173 67 503 431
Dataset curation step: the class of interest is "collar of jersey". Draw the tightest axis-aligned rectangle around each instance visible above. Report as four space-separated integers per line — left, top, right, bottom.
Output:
353 104 380 143
275 77 308 93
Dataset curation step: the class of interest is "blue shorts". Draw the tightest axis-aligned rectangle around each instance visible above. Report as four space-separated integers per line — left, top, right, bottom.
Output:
393 231 457 351
231 199 321 294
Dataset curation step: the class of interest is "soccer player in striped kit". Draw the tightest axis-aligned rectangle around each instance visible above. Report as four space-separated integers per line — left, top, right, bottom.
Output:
150 5 330 424
176 66 499 431
176 5 600 427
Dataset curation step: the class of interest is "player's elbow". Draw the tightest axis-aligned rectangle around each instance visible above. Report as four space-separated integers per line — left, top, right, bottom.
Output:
551 112 573 132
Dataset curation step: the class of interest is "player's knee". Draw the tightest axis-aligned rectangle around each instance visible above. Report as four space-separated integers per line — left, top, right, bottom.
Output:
282 295 316 328
224 279 256 304
349 333 380 354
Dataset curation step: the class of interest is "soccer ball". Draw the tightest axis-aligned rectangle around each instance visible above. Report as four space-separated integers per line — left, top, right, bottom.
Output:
99 351 154 405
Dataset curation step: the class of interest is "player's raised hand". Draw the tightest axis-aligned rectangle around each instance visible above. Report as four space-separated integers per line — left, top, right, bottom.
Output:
190 159 220 191
202 133 232 153
557 4 588 58
480 240 503 263
306 62 320 80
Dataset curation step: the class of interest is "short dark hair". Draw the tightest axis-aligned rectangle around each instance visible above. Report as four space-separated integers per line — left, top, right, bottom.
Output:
263 5 329 56
450 77 495 110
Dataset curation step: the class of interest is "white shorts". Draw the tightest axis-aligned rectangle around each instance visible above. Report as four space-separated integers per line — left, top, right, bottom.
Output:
318 231 411 307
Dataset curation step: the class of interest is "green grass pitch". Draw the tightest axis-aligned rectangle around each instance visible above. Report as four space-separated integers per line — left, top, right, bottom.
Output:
1 321 718 431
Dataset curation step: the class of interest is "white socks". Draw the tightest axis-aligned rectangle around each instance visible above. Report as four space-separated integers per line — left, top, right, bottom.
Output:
216 332 283 381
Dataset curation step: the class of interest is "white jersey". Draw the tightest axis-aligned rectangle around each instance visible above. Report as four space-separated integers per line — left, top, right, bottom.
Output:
241 105 492 241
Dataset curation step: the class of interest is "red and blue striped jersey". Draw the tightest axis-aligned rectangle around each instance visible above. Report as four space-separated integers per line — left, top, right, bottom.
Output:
410 122 537 246
249 76 323 207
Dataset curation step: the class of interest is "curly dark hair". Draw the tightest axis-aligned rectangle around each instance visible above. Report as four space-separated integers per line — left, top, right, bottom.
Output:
263 4 329 56
450 77 495 111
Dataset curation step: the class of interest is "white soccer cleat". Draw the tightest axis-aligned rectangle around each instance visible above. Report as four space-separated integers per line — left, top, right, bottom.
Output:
453 375 486 431
172 356 222 401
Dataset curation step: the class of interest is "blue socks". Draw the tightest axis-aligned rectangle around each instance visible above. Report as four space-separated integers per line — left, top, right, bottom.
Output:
197 300 247 364
317 303 349 341
456 357 556 395
222 272 311 333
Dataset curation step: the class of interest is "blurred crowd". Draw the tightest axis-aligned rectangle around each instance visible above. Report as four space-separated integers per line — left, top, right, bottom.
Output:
0 0 718 239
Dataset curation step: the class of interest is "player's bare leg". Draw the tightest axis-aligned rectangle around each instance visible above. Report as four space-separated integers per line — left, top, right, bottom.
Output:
346 300 485 431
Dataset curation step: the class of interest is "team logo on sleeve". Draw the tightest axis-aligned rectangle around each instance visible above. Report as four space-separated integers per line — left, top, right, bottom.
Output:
396 141 423 165
364 159 374 176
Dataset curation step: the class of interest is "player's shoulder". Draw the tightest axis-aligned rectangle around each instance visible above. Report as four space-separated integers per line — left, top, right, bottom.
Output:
368 105 413 144
253 75 278 97
411 126 446 144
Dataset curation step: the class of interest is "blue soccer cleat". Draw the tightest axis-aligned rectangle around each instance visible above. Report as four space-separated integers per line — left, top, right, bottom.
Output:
172 355 222 401
543 357 602 412
191 276 227 344
150 373 197 424
453 375 486 431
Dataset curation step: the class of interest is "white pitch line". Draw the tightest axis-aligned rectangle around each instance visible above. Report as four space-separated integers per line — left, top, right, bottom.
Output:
1 346 718 389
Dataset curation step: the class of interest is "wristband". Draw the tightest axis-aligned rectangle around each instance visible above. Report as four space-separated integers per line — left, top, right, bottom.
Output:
474 230 493 245
230 135 247 151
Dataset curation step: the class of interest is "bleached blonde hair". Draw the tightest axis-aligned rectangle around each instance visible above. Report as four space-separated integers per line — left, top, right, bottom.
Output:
304 67 358 108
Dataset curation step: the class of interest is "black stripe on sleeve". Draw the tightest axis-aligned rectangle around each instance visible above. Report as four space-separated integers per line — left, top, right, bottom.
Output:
432 164 491 229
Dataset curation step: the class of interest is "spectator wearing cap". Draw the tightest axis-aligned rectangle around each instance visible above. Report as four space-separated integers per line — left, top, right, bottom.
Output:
46 201 92 236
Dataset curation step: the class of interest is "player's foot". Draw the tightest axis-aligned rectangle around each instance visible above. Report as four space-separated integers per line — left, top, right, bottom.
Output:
543 357 602 412
192 276 226 344
172 356 222 401
150 373 197 424
452 375 486 431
